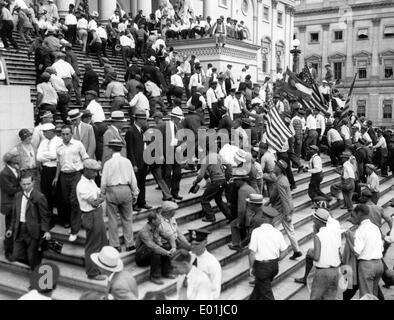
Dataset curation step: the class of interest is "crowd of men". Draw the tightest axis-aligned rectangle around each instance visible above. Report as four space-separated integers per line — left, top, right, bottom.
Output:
1 0 394 301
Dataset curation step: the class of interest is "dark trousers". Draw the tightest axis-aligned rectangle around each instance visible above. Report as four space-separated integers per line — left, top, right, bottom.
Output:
164 163 182 197
57 92 70 124
208 103 220 129
66 25 77 44
136 39 145 58
82 207 108 277
330 141 345 166
136 244 172 278
12 224 42 270
0 20 18 50
201 180 231 221
226 182 239 221
277 152 295 187
150 164 172 200
40 166 57 213
183 74 191 99
136 165 148 207
100 38 108 57
59 171 82 235
2 205 13 259
250 260 279 300
308 172 330 201
378 148 388 176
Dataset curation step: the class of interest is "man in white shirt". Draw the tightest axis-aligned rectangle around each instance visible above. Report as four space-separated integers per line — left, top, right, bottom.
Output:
189 65 203 96
76 159 108 281
315 110 326 140
190 230 222 299
65 6 77 45
340 119 352 149
249 207 287 300
305 110 319 157
206 81 219 128
36 123 62 213
119 32 136 68
360 164 380 204
326 121 345 167
360 126 373 147
97 22 108 58
130 84 150 118
346 204 384 297
224 89 241 121
330 151 355 213
308 145 331 203
373 129 389 177
173 249 213 300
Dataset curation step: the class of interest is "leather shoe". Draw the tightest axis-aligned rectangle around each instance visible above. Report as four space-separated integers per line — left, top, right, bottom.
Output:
88 275 107 281
163 197 174 202
290 185 297 191
294 277 306 285
126 246 135 252
114 246 122 253
63 223 70 229
150 277 164 285
163 273 176 279
202 217 216 223
134 207 142 212
228 244 243 252
141 204 153 210
289 251 303 260
172 195 183 201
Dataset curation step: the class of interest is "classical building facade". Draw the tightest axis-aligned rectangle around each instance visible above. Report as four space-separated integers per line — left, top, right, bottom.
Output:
295 0 394 127
53 0 295 83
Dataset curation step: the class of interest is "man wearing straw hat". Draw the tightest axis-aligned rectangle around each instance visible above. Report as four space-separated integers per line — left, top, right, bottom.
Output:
68 109 96 159
102 111 127 165
77 159 108 281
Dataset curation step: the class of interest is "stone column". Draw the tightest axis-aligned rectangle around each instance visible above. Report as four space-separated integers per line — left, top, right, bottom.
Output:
56 0 75 17
345 19 355 82
322 23 330 67
284 5 291 70
99 0 117 20
131 0 137 16
371 18 381 84
298 25 306 69
138 0 152 15
271 0 278 77
203 0 215 19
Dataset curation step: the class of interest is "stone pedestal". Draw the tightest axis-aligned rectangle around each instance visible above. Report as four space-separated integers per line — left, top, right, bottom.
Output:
99 0 117 20
167 38 261 84
0 86 33 250
56 0 75 17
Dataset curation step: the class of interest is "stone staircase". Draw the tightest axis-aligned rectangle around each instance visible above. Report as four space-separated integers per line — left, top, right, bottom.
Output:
1 33 394 300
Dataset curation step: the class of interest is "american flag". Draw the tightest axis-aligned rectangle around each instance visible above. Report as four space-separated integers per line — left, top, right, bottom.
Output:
340 73 358 121
299 64 329 114
264 86 293 152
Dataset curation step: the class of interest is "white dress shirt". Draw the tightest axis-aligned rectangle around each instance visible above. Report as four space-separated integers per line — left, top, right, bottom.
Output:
120 35 135 48
76 175 101 212
366 172 380 193
171 74 184 87
195 250 222 299
206 88 218 109
315 217 341 268
306 115 317 130
354 219 383 260
249 223 287 261
343 160 355 179
327 128 343 145
52 60 75 79
341 125 351 140
189 73 203 90
362 132 372 146
56 139 89 172
87 100 106 123
97 26 107 39
88 19 97 31
176 266 213 300
20 190 33 223
77 18 88 29
130 92 150 118
37 136 63 168
224 96 241 120
374 136 387 150
65 14 77 25
309 154 322 174
315 113 326 137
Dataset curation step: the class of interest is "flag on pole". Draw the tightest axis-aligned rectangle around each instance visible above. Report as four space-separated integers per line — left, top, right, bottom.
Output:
283 68 313 101
299 64 329 114
264 86 293 152
340 73 358 121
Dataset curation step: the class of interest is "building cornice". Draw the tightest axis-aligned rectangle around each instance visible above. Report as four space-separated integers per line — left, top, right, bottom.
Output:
295 0 394 16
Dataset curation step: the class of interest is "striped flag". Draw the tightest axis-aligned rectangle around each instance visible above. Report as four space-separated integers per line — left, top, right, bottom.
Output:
264 86 293 152
283 68 313 101
299 64 329 114
340 73 358 120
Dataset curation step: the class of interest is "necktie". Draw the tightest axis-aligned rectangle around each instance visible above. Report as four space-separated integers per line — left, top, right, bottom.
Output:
75 125 81 140
179 275 188 300
198 74 201 84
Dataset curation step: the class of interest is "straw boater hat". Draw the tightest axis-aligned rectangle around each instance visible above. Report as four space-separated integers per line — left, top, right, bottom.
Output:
41 123 56 131
83 159 101 171
170 107 184 120
246 194 264 205
106 139 125 148
67 109 82 121
108 111 126 122
91 246 123 273
365 164 377 172
85 90 98 98
231 167 249 179
313 208 330 224
148 56 156 63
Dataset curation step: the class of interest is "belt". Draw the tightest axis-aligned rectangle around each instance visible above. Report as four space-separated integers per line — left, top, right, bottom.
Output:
359 259 382 262
211 178 226 184
61 171 80 175
255 259 278 263
316 266 339 270
108 184 129 187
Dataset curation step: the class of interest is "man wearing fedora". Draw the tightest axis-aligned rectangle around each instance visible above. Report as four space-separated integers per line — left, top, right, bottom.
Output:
91 246 139 300
190 229 222 299
269 160 302 260
248 202 286 300
53 125 89 240
68 109 96 159
329 151 356 213
36 123 62 214
102 111 127 165
125 110 152 211
8 172 52 270
156 107 185 201
0 151 21 261
101 139 139 253
76 159 108 281
229 168 256 252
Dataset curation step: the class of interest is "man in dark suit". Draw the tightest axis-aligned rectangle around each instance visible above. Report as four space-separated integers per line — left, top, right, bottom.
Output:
141 56 167 90
0 152 21 261
183 105 205 170
156 107 185 201
81 61 100 98
125 111 152 211
7 173 51 270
